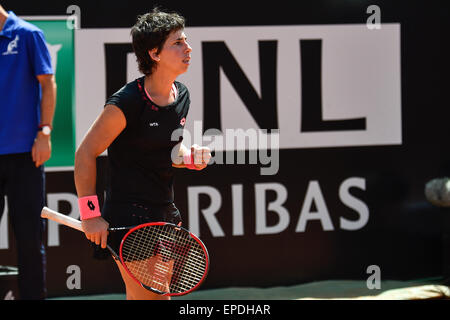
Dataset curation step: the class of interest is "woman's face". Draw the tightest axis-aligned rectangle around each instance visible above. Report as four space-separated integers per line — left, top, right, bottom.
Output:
152 29 192 76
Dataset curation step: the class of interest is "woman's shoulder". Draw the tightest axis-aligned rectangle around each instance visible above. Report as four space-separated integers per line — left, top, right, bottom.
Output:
116 78 141 98
174 81 189 95
106 78 141 105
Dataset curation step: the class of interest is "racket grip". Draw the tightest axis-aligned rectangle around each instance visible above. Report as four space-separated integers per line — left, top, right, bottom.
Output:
41 206 84 232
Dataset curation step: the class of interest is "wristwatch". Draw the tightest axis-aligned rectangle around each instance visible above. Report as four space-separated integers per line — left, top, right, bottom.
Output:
38 124 52 136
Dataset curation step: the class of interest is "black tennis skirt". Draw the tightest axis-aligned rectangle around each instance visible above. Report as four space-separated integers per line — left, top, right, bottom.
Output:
91 200 182 259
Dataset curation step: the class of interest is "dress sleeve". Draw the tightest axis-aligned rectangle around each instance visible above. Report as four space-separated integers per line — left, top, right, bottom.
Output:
104 85 137 127
177 82 191 120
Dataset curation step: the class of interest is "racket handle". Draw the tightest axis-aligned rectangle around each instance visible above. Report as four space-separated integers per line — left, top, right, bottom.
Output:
41 206 84 232
42 206 119 259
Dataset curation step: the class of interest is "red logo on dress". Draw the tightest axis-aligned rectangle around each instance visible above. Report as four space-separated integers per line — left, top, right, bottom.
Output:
180 117 186 126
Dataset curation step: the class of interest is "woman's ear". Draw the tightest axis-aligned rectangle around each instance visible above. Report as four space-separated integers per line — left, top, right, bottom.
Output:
148 48 160 62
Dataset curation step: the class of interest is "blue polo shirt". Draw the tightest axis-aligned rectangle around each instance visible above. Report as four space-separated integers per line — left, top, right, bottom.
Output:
0 11 53 155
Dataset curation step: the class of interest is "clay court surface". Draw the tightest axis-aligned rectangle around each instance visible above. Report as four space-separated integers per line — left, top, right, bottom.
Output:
49 278 450 300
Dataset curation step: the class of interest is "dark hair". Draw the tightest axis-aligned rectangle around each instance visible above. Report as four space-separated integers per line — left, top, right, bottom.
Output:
131 8 185 76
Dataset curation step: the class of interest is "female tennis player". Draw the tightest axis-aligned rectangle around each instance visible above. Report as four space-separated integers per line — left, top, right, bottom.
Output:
74 8 211 300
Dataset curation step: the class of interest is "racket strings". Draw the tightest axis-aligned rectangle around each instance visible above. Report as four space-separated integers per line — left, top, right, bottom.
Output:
121 224 207 294
137 227 205 293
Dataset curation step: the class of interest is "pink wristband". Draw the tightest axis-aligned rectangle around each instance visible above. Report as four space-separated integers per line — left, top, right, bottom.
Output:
78 195 101 220
183 152 202 170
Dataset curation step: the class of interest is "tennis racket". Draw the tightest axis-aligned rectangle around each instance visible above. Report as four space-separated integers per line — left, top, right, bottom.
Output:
41 206 209 296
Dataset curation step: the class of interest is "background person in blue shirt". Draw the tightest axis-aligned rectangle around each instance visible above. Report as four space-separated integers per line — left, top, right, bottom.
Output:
0 5 56 300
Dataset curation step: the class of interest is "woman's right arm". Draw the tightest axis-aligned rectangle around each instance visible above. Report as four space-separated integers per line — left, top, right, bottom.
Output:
74 104 126 248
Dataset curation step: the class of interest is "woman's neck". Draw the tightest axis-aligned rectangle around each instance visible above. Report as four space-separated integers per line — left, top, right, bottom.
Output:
144 70 177 106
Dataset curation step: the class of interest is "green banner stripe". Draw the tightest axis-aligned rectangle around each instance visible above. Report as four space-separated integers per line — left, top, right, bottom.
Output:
26 19 75 168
